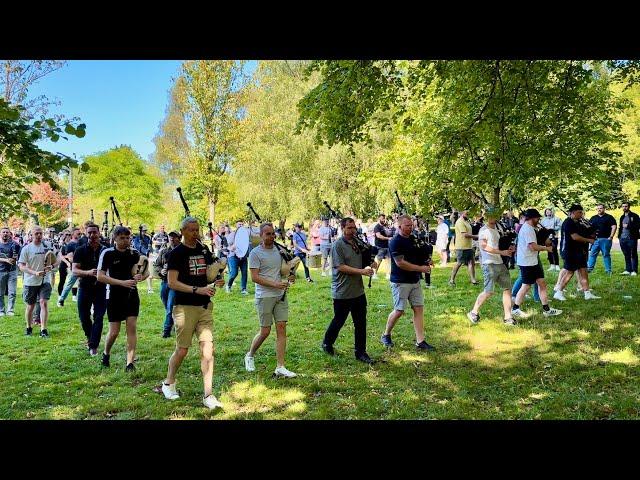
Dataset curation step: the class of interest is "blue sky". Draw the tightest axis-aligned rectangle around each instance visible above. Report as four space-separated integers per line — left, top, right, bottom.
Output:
28 60 256 162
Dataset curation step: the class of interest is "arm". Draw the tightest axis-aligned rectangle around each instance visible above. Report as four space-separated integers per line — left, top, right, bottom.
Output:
336 264 372 276
250 268 287 290
166 269 213 296
97 270 136 288
569 233 595 244
72 262 97 278
528 242 553 252
393 254 430 273
375 231 392 241
609 223 617 239
480 238 512 257
19 262 45 277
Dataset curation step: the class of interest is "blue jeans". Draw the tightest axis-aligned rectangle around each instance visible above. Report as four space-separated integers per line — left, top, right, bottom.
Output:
620 238 638 273
512 270 540 302
0 269 18 313
227 255 248 290
295 252 311 279
77 286 107 350
587 238 612 273
160 280 175 334
59 273 78 301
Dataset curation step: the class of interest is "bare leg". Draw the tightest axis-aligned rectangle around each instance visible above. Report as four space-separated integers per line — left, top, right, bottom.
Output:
384 309 404 335
536 279 549 304
248 326 271 356
166 347 189 384
501 289 512 319
450 262 463 282
25 303 35 328
125 316 137 364
275 321 287 368
411 305 425 343
39 299 49 330
472 291 493 314
104 321 121 355
515 284 531 307
467 262 476 282
199 340 214 398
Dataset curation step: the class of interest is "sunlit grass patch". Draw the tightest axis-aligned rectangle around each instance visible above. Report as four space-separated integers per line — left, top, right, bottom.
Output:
599 347 639 366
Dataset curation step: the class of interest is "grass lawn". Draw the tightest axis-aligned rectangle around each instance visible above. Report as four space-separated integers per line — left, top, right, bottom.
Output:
1 251 639 420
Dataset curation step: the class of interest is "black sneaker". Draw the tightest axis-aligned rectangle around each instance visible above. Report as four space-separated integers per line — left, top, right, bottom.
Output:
40 329 49 338
467 311 480 324
125 363 136 372
416 340 436 352
101 353 110 367
503 317 517 326
380 334 394 347
355 352 375 364
162 331 171 338
321 343 335 356
25 327 33 336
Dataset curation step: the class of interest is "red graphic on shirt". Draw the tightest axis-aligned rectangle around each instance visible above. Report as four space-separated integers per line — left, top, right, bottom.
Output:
189 255 207 276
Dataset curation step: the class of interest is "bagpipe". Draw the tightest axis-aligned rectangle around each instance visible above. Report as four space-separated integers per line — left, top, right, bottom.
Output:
246 202 301 280
176 187 228 289
496 219 517 251
535 225 556 247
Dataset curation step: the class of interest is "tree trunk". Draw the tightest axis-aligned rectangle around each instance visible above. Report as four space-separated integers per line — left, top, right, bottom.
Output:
278 218 286 241
493 187 501 208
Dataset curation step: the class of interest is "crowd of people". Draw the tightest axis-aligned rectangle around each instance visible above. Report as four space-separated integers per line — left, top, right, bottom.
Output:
0 200 637 411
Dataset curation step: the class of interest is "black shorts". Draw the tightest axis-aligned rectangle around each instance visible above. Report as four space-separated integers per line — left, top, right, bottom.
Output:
107 290 140 322
562 254 587 272
519 263 544 285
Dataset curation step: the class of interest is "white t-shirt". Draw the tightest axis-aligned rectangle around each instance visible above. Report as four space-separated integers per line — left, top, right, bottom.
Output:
516 223 539 267
18 242 53 286
478 225 503 265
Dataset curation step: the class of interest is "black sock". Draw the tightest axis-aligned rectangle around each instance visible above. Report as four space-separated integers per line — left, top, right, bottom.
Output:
542 304 550 311
513 304 520 310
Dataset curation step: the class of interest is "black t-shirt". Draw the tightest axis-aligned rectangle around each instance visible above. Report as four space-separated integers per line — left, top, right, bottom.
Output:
77 236 88 247
65 240 79 256
374 223 389 248
389 234 421 284
560 218 586 256
97 247 140 297
166 242 214 307
73 244 107 289
589 213 616 238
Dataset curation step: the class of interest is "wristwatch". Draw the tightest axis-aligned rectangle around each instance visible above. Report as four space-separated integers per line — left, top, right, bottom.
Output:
192 286 198 294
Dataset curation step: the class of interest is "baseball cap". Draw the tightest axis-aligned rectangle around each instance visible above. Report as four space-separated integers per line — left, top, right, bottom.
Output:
168 231 181 238
524 208 542 220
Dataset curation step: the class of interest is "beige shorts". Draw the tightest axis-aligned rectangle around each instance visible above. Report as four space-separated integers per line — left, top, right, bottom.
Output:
173 303 214 348
255 296 288 327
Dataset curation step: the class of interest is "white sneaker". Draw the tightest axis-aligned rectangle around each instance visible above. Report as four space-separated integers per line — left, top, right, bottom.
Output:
555 265 561 271
372 274 379 280
225 285 231 293
632 272 638 277
244 354 255 372
203 394 223 410
584 290 601 300
72 295 78 302
547 266 556 271
274 366 297 378
161 382 180 400
543 307 562 317
5 311 14 316
385 274 391 280
553 290 567 302
321 271 327 277
147 289 154 294
241 289 248 295
0 312 5 317
621 271 631 276
511 308 529 318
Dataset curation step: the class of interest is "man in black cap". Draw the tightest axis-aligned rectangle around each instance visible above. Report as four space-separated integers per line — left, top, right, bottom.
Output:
553 204 600 301
512 208 562 319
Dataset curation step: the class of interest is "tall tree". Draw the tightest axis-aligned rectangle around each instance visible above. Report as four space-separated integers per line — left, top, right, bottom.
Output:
74 146 164 228
179 60 248 225
27 181 70 228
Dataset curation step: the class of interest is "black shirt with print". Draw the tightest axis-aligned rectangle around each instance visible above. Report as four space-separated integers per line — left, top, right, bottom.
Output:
166 242 214 306
73 244 107 289
97 247 140 297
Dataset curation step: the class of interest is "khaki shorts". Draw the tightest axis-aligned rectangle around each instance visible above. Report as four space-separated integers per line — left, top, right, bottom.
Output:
481 263 511 292
391 282 424 311
255 296 288 327
173 303 214 348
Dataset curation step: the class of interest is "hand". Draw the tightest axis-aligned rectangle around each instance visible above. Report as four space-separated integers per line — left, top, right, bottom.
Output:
501 250 513 257
6 258 16 265
608 237 613 241
133 274 143 282
277 281 289 290
90 268 98 277
421 265 431 274
371 261 379 270
546 245 553 252
287 274 296 284
588 238 595 245
361 266 374 277
197 286 215 297
36 270 46 277
214 278 225 288
123 279 137 288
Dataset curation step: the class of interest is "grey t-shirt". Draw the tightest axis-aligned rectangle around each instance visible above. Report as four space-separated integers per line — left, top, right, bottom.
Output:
248 244 284 298
18 242 53 286
621 214 631 240
331 237 364 300
319 226 333 246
